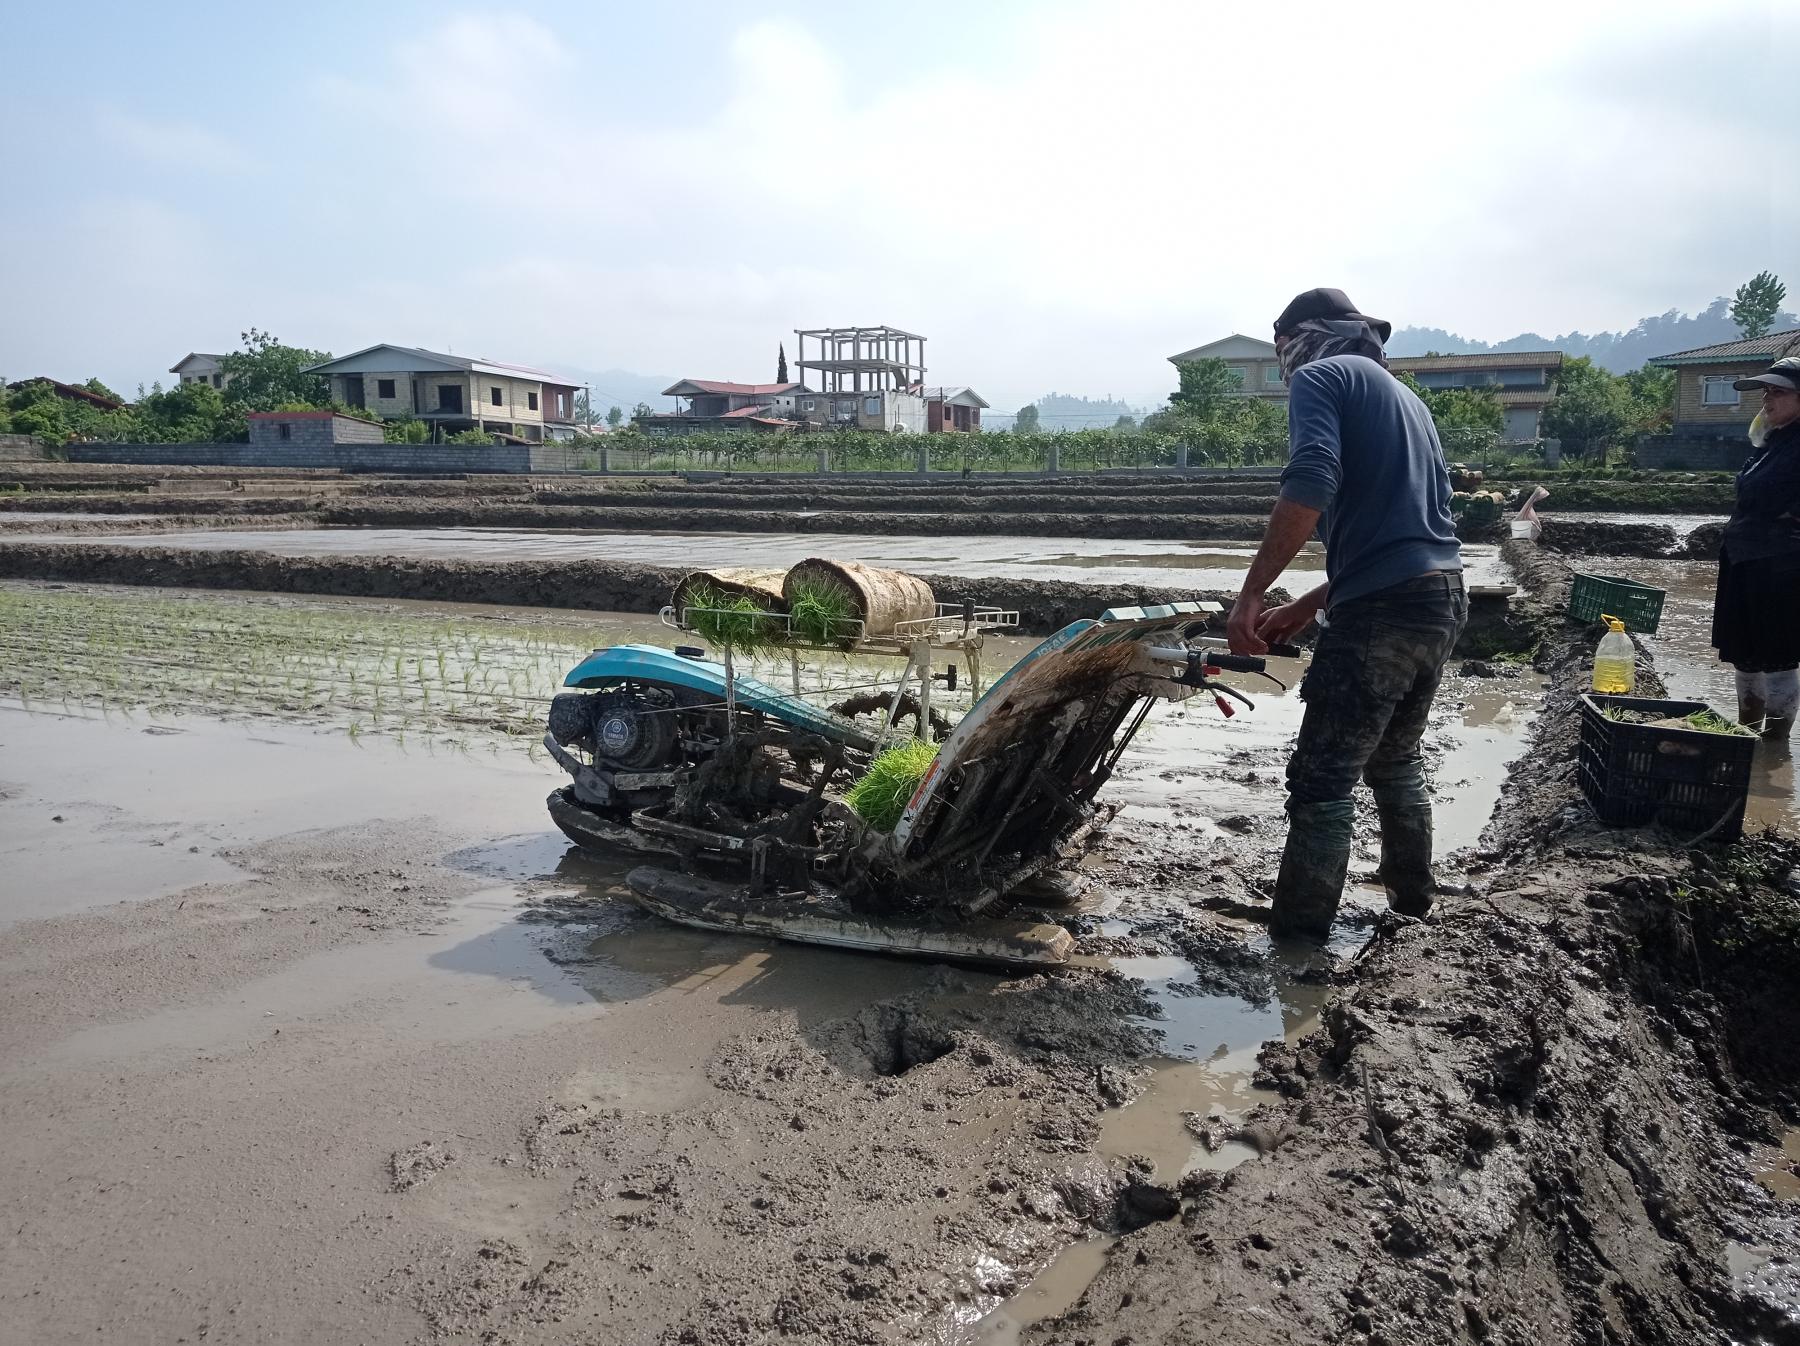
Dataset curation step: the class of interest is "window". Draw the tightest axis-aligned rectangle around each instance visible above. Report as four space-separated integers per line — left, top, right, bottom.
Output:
1263 366 1283 385
528 391 539 411
802 399 815 412
277 423 291 441
1227 365 1247 388
1701 376 1740 407
377 378 396 399
438 384 463 413
212 374 223 388
864 396 881 416
490 386 503 407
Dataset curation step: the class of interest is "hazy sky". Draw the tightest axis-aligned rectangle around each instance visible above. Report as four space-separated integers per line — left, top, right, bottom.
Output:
2 0 1793 410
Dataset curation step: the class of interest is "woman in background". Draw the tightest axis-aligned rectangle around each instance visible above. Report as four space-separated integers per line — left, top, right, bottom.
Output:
1713 356 1800 738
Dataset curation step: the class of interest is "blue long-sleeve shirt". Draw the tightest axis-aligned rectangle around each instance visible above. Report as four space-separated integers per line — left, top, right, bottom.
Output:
1277 354 1461 608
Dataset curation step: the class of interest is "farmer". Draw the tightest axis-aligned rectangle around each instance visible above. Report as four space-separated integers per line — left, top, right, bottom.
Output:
1712 356 1800 739
1226 288 1465 940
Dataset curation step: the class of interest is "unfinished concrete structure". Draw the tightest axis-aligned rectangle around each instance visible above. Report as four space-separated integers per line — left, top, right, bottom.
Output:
793 325 927 432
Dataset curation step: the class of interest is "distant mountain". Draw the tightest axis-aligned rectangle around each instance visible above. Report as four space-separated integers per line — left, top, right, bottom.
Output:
1002 391 1150 431
549 367 679 414
1387 297 1800 374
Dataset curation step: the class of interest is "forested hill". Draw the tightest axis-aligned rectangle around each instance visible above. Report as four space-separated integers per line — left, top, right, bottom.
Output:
1387 297 1800 373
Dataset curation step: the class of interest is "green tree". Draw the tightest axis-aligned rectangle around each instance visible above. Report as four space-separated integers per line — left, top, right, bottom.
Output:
447 427 497 445
1541 356 1631 460
1621 365 1675 435
631 402 654 423
383 414 430 443
82 377 123 402
1395 373 1504 433
1169 358 1240 419
7 380 70 443
606 405 623 429
1113 413 1138 431
1731 271 1788 340
1013 403 1041 433
132 381 234 442
217 328 332 411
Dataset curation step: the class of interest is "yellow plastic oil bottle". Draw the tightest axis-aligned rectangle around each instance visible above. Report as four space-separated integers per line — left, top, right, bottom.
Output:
1591 614 1635 694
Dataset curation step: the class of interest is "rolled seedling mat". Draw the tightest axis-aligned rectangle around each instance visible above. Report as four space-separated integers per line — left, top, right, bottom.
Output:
672 567 788 614
783 558 936 640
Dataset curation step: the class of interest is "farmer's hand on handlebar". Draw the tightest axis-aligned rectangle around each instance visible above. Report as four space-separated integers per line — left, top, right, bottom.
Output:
1255 601 1314 647
1227 592 1268 655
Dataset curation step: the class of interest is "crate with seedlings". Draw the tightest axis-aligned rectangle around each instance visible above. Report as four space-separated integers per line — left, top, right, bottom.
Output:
1579 694 1755 840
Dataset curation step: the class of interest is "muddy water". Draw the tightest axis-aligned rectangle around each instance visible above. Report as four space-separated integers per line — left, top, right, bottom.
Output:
15 524 1509 592
1 581 1544 1341
1616 557 1800 831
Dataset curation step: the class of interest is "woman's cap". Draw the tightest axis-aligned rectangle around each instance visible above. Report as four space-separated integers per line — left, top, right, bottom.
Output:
1272 288 1392 344
1734 356 1800 394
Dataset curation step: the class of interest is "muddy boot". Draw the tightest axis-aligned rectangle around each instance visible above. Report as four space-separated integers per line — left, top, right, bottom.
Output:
1269 801 1352 941
1739 694 1768 734
1375 804 1435 919
1762 715 1794 741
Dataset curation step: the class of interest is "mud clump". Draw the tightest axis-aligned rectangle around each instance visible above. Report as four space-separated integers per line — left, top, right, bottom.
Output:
400 970 1166 1345
389 1140 455 1192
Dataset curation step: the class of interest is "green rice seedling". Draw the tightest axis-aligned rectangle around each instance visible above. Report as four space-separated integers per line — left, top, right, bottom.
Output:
786 576 859 647
683 583 780 655
845 739 940 832
1683 709 1754 737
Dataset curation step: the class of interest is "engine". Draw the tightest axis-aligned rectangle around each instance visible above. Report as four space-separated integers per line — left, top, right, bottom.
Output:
548 685 683 771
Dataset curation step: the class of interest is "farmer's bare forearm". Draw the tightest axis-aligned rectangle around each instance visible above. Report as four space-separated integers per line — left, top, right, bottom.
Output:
1238 499 1323 599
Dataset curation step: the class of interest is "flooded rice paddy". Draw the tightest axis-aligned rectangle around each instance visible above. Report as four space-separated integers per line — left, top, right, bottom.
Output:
0 575 1544 1339
12 523 1510 592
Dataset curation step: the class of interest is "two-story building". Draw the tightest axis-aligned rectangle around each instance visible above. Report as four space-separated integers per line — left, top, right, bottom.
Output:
648 379 804 432
1165 335 1289 402
301 344 579 442
170 353 232 391
1387 350 1563 442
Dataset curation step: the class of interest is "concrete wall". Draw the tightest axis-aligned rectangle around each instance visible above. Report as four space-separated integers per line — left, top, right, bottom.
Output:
0 433 47 461
248 414 384 446
1635 434 1751 472
66 442 570 473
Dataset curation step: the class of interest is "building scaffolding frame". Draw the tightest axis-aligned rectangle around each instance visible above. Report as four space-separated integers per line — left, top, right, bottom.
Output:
793 326 926 394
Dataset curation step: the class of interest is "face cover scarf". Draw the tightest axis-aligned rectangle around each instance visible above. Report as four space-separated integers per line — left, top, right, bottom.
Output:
1278 318 1388 380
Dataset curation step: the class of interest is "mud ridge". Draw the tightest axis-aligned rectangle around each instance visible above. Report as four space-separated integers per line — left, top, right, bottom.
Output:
1023 540 1800 1345
0 541 1269 637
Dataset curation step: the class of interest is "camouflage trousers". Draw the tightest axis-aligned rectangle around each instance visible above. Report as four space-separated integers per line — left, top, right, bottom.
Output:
1272 573 1467 938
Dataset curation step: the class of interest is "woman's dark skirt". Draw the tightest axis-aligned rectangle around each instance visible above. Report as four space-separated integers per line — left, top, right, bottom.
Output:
1713 546 1800 671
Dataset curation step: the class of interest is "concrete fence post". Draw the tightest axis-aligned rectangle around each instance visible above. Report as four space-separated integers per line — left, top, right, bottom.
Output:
599 443 611 474
1044 441 1060 477
1176 443 1190 470
915 441 929 476
817 447 830 474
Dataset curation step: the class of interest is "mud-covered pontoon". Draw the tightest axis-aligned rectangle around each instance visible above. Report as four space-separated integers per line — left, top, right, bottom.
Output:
544 581 1273 967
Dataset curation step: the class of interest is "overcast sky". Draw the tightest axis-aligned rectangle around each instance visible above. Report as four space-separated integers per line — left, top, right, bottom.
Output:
2 0 1793 411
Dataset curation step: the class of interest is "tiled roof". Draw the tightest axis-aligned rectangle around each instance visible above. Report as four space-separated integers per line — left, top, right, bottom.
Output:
663 379 802 397
1389 351 1563 372
1648 329 1800 366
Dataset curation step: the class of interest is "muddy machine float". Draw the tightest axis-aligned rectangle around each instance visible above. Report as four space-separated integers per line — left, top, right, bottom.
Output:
544 577 1275 967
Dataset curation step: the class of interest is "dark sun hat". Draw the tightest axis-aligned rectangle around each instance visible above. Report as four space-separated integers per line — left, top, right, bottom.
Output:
1273 288 1392 344
1734 356 1800 394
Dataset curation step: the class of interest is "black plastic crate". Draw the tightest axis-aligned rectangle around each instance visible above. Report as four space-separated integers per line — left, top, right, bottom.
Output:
1578 694 1755 840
